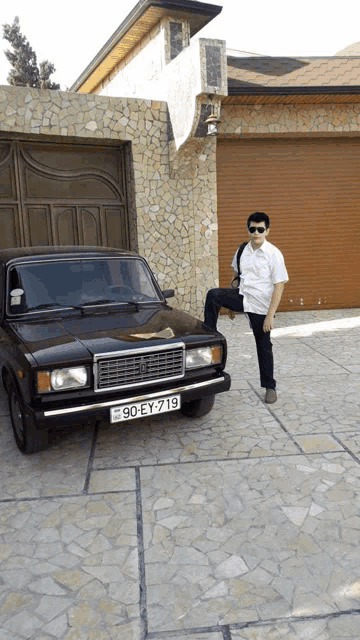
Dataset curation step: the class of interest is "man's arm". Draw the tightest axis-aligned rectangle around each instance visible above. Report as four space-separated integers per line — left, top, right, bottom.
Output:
263 282 285 332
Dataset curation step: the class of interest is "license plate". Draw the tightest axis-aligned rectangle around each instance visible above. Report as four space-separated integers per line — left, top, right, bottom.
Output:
110 394 181 423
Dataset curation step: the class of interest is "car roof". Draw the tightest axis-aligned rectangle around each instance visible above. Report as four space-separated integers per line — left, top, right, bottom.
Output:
0 246 138 265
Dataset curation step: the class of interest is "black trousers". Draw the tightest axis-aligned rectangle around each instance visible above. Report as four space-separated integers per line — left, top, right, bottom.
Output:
204 288 276 390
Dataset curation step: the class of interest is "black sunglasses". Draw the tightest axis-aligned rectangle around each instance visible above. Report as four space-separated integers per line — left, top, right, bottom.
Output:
248 226 266 234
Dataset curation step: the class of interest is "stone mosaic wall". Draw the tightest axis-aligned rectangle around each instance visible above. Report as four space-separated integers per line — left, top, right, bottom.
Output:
3 89 359 320
220 102 360 135
199 39 228 98
0 85 218 318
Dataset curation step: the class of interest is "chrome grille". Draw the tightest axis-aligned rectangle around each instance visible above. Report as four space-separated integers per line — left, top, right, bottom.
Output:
95 345 184 391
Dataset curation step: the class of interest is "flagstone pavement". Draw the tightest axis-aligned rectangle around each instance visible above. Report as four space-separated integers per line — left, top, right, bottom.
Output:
0 308 359 640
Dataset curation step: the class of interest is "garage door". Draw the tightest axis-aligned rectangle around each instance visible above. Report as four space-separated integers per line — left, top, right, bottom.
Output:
0 140 130 249
217 137 360 311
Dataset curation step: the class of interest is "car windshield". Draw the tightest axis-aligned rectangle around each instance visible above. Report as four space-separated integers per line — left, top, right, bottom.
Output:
7 257 162 315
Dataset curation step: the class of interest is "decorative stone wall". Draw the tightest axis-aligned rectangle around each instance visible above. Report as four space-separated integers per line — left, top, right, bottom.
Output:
98 34 227 151
220 102 360 135
0 85 218 319
199 39 228 97
3 88 357 320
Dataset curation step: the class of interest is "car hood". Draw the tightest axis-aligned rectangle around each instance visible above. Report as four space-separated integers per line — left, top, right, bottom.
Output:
10 305 216 366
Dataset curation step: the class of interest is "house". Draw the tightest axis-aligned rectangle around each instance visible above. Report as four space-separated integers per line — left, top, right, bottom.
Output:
0 0 359 315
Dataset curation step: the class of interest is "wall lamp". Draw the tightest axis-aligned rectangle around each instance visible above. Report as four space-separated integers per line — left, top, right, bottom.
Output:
204 91 221 136
204 112 221 136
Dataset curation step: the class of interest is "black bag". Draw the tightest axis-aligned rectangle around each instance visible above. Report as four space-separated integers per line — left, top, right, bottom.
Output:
231 242 248 288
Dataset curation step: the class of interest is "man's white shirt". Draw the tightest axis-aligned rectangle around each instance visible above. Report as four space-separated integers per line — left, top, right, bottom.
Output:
231 240 288 314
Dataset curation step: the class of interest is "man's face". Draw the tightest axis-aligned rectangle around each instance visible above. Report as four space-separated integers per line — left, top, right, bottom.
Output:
247 221 270 248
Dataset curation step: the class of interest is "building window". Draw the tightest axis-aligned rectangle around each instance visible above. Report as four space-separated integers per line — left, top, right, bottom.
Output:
170 22 183 60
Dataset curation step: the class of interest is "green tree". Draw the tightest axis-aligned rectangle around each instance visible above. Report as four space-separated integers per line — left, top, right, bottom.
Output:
2 17 60 90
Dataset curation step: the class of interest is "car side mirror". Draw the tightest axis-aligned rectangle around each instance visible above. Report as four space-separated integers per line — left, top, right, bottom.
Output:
162 289 175 299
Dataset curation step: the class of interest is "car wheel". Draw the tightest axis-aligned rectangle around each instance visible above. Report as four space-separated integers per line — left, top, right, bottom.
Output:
180 394 215 418
7 379 48 454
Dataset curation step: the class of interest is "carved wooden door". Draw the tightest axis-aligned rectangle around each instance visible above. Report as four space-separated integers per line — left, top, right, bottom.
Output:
0 141 130 249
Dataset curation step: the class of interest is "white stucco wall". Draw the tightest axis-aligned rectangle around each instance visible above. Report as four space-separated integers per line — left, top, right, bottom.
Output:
98 25 167 101
165 39 202 149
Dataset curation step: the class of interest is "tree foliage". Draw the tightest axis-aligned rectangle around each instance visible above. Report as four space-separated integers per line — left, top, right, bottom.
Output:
2 17 60 90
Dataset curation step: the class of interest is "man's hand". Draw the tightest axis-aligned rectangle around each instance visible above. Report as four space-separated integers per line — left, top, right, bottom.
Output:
263 313 275 333
263 282 286 332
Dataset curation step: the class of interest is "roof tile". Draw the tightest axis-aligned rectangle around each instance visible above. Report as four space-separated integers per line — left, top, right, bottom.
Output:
227 56 360 92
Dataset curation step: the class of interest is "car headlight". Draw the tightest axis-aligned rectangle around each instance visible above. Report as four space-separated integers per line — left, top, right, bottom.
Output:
37 367 88 392
185 346 222 370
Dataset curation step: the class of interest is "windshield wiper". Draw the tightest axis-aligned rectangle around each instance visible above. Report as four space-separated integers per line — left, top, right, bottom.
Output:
81 299 139 311
30 302 84 312
122 300 139 311
80 298 112 307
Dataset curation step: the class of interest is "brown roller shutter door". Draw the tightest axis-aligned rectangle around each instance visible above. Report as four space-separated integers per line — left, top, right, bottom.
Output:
217 138 360 311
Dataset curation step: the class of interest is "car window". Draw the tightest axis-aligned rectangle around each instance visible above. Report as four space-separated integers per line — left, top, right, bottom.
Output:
7 257 162 314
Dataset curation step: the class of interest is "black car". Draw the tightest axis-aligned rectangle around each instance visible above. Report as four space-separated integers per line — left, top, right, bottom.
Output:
0 246 230 453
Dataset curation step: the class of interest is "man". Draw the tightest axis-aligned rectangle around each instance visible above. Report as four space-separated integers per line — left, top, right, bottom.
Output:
204 212 288 403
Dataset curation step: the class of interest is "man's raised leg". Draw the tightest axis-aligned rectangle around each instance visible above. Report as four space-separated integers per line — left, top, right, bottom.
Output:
204 288 244 330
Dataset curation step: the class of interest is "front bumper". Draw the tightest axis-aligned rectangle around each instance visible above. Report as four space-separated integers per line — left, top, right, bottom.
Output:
28 373 231 430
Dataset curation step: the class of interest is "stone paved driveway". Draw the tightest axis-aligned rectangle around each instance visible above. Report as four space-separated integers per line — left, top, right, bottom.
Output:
0 309 360 640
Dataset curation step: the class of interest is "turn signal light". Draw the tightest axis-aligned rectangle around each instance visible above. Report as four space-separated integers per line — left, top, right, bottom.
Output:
36 371 51 392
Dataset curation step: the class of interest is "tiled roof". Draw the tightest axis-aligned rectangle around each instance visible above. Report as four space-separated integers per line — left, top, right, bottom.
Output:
227 56 360 94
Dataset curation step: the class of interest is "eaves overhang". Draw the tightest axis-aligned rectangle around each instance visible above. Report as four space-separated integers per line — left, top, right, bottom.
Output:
70 0 222 94
223 85 360 105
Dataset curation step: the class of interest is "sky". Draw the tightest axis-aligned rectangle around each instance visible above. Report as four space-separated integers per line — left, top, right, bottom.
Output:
1 0 360 90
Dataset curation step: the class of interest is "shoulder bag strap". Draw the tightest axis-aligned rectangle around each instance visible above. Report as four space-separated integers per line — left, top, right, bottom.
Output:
231 242 247 288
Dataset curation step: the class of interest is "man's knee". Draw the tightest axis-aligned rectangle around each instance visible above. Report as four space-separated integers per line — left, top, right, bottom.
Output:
206 288 223 303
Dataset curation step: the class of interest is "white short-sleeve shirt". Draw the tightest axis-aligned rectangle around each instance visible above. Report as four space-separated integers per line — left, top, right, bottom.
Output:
231 240 288 314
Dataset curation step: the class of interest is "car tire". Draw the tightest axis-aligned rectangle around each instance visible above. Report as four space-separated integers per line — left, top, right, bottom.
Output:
180 394 215 418
7 378 48 454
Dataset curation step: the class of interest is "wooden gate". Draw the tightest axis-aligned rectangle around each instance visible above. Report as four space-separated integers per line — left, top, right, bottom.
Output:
0 140 130 249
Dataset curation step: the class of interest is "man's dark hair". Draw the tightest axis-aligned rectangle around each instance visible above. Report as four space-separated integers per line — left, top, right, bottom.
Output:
247 211 270 229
